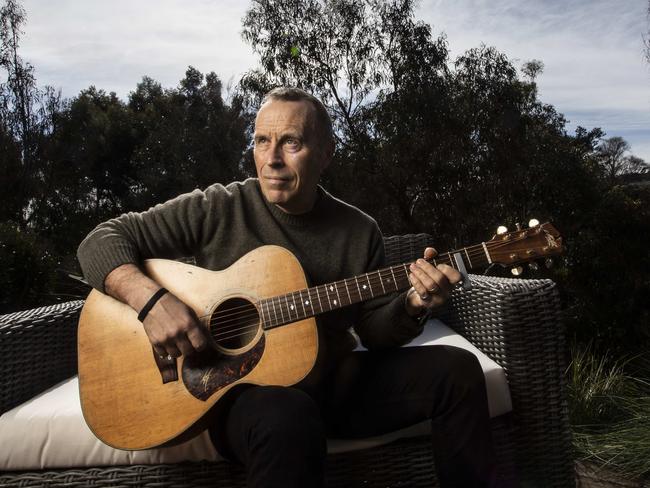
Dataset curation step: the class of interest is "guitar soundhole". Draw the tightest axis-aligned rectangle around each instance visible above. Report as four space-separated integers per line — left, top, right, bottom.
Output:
210 297 260 351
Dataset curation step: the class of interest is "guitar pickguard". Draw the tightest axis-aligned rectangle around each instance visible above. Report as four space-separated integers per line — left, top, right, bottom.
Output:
182 335 266 401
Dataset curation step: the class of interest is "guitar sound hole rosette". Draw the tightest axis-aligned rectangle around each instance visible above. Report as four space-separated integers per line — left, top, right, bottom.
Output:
209 296 262 354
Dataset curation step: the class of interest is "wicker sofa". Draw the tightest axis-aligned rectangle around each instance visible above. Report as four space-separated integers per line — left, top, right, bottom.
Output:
0 234 574 487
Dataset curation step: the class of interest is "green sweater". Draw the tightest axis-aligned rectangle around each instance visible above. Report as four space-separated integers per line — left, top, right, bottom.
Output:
77 178 422 368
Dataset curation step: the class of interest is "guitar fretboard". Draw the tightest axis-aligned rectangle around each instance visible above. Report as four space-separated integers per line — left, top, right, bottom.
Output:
258 245 490 329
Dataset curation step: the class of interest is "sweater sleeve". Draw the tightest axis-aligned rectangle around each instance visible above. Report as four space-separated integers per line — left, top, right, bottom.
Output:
77 186 222 293
353 225 424 350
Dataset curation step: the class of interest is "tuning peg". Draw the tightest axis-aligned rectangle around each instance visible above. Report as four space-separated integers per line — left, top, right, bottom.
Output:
528 218 540 228
515 223 522 231
511 266 524 276
545 258 554 269
497 226 508 235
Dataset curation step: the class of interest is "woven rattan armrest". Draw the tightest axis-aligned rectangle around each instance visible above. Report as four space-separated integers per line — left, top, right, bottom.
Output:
0 300 83 414
441 275 573 486
384 233 574 486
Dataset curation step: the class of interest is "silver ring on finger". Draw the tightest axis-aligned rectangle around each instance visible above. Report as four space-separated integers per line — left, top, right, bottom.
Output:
428 286 439 293
420 292 430 301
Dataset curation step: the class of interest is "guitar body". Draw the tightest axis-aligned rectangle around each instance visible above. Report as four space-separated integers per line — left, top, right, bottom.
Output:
78 245 318 450
78 222 563 451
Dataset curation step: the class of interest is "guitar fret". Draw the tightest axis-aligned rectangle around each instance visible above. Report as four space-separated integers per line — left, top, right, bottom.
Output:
344 279 352 304
259 300 267 327
325 284 333 309
299 290 307 317
291 292 299 319
354 276 362 300
482 242 492 264
278 296 287 324
448 252 456 270
306 289 315 315
366 273 375 298
464 247 473 268
278 295 291 324
378 270 386 294
334 282 341 307
265 300 272 327
389 267 399 290
259 300 265 327
284 295 292 321
315 285 323 312
270 297 279 325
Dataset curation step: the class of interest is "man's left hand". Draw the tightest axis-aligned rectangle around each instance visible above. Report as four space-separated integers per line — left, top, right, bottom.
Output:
405 247 462 317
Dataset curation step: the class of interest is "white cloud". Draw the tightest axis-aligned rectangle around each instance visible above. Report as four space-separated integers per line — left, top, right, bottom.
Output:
16 0 650 160
21 0 255 98
417 0 650 159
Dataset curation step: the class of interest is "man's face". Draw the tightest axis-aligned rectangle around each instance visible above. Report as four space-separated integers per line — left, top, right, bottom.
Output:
254 99 332 214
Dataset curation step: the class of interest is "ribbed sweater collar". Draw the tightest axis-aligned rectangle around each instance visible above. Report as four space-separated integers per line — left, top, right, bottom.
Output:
253 178 330 228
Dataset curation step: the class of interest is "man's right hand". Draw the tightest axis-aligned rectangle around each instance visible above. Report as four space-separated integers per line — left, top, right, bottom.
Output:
105 263 211 359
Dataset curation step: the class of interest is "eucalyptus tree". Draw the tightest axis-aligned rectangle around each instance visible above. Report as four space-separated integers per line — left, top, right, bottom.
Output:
241 0 451 231
0 0 61 227
239 0 599 240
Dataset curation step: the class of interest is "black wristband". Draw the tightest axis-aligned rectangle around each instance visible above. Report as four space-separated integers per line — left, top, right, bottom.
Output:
137 288 168 323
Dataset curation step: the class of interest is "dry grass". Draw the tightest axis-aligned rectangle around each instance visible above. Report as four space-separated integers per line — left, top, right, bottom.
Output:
568 346 650 481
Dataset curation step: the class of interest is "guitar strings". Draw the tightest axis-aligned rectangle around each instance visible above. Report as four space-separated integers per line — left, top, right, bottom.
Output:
208 232 539 326
204 233 548 341
206 232 547 340
201 233 538 324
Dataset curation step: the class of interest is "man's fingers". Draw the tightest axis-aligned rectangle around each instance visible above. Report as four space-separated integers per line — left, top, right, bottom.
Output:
142 293 214 357
408 271 429 300
407 250 463 314
411 260 451 292
187 325 209 352
153 345 168 359
409 263 440 294
174 333 196 357
437 264 462 286
163 342 182 358
424 247 437 260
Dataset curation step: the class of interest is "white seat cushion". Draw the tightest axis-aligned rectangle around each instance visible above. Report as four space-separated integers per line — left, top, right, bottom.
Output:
0 319 511 469
329 318 513 453
406 318 512 419
0 376 220 470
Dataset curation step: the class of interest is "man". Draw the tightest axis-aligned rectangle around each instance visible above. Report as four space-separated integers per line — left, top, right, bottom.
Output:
77 87 496 487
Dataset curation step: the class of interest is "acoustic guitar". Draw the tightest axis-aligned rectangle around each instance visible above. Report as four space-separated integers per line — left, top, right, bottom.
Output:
78 222 563 450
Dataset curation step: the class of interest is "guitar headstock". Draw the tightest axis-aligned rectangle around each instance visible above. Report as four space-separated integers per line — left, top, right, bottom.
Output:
487 221 564 268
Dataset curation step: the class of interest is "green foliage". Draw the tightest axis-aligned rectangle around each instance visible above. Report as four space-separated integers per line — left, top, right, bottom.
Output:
1 9 249 308
561 183 650 354
1 0 63 229
0 222 57 312
569 345 650 478
128 67 249 208
0 0 647 363
239 0 649 355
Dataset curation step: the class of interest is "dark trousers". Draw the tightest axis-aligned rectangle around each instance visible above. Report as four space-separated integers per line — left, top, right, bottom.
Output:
209 345 496 488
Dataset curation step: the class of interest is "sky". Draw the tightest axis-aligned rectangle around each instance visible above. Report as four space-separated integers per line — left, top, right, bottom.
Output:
18 0 650 161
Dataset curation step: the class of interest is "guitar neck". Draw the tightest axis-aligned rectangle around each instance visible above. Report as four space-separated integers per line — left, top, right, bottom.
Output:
258 242 491 330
